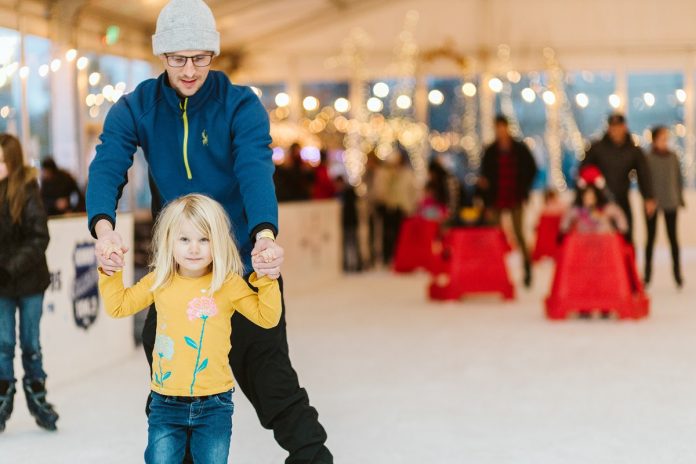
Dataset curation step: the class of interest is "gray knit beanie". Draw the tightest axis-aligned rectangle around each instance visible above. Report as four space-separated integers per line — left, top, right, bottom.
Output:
152 0 220 56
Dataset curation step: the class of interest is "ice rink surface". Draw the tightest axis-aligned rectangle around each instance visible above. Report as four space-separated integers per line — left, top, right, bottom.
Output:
3 249 696 463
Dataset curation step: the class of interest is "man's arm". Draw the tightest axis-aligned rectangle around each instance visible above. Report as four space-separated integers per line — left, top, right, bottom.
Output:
231 88 284 279
86 98 138 273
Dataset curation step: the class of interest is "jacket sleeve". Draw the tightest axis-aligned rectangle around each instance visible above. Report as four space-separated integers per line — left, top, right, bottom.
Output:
230 88 279 239
86 98 139 237
98 270 155 318
520 142 538 192
224 273 281 329
635 150 654 200
582 143 598 168
3 182 50 276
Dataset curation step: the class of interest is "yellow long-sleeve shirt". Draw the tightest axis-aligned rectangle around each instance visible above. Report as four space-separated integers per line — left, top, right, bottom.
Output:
98 270 281 396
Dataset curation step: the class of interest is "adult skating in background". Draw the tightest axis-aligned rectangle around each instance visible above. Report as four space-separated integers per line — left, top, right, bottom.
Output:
582 113 656 244
0 134 59 432
86 1 332 462
644 126 685 288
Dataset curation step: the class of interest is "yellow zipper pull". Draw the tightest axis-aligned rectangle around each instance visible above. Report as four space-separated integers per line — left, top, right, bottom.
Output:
180 98 192 179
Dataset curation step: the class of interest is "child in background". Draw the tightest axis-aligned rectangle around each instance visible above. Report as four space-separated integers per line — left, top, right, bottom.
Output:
98 194 281 464
561 165 628 237
541 189 566 216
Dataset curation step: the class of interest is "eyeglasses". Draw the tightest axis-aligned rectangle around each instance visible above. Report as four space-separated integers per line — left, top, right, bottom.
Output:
165 54 213 68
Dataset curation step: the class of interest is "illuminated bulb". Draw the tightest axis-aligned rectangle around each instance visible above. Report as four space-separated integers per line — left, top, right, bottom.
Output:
115 82 126 93
373 82 390 98
95 94 105 106
575 93 589 108
643 92 655 107
428 89 444 105
462 82 477 97
38 64 49 77
102 84 115 101
88 72 101 86
303 96 319 112
542 90 556 105
65 49 77 62
89 106 100 118
507 70 521 83
488 78 503 93
275 92 290 107
19 66 29 79
86 94 96 107
367 97 383 112
112 89 124 102
0 106 9 119
50 59 61 72
76 57 89 70
521 87 536 103
676 89 687 104
396 94 412 109
609 94 621 109
334 97 351 113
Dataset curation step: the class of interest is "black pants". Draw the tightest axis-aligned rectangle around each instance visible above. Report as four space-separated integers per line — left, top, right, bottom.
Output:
617 199 634 245
645 209 681 282
382 207 404 264
143 276 332 464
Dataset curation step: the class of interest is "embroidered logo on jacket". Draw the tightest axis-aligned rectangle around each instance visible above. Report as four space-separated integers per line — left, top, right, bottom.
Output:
202 130 208 146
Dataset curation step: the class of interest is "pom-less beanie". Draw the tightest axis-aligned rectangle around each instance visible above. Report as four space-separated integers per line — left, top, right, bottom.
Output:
152 0 220 56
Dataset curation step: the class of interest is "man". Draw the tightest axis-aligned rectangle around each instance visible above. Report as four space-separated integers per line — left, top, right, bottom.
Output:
582 113 656 244
40 157 85 216
86 1 332 462
478 115 538 287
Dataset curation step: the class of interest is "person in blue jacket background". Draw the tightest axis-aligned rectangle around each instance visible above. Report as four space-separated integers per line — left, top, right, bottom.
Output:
86 1 332 462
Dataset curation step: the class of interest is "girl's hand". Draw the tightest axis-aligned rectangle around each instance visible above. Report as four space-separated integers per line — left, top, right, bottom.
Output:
251 238 284 280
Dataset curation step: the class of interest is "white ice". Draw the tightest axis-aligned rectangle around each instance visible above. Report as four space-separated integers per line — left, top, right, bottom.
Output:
3 248 696 464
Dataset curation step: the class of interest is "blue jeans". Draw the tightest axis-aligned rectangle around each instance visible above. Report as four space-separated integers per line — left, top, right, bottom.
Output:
145 390 234 464
0 294 47 382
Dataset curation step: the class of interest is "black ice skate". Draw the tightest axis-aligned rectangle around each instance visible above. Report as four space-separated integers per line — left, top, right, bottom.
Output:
23 379 58 431
0 381 16 432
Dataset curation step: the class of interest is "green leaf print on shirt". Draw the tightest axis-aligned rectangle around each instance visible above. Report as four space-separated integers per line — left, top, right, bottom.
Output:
185 296 219 395
154 334 175 387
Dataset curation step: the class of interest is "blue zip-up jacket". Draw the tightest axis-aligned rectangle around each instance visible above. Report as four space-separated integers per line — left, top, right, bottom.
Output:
86 71 278 268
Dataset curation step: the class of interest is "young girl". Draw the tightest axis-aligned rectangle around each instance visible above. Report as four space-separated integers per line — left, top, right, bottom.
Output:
98 193 281 464
561 165 628 236
0 134 59 432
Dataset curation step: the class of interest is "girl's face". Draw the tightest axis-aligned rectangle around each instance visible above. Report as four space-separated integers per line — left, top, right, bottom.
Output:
582 188 597 208
173 218 213 278
0 146 7 180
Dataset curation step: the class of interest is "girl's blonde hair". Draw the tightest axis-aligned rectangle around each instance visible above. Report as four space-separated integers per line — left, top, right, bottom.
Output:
149 194 244 294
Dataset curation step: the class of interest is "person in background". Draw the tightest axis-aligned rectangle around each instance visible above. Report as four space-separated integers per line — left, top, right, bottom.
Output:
382 147 417 264
417 159 449 222
479 115 538 287
40 157 85 216
560 165 628 236
274 142 312 202
364 152 387 268
0 134 59 432
335 176 361 272
644 126 684 288
312 149 336 200
582 113 656 244
541 189 567 216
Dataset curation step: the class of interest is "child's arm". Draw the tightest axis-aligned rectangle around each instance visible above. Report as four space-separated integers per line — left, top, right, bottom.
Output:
98 269 155 318
225 273 282 329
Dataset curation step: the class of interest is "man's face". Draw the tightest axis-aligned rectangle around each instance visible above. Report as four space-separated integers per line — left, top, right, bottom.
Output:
495 122 510 142
608 123 628 144
160 50 213 98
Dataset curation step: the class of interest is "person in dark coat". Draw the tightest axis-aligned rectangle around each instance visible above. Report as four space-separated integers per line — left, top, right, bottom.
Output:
478 115 538 287
582 113 656 244
0 134 59 432
274 142 313 202
40 157 85 216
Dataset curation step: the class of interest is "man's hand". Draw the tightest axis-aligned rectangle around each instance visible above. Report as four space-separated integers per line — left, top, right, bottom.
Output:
645 199 657 217
94 219 128 276
251 238 284 280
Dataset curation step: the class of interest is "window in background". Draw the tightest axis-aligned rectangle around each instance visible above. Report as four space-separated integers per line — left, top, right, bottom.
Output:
566 71 616 141
0 28 21 141
24 34 52 162
366 78 415 119
252 83 287 111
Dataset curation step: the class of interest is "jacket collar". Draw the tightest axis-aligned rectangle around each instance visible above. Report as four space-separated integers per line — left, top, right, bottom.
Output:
159 71 216 112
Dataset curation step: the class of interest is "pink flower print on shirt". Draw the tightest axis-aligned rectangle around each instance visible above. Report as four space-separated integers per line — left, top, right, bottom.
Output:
186 296 218 321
